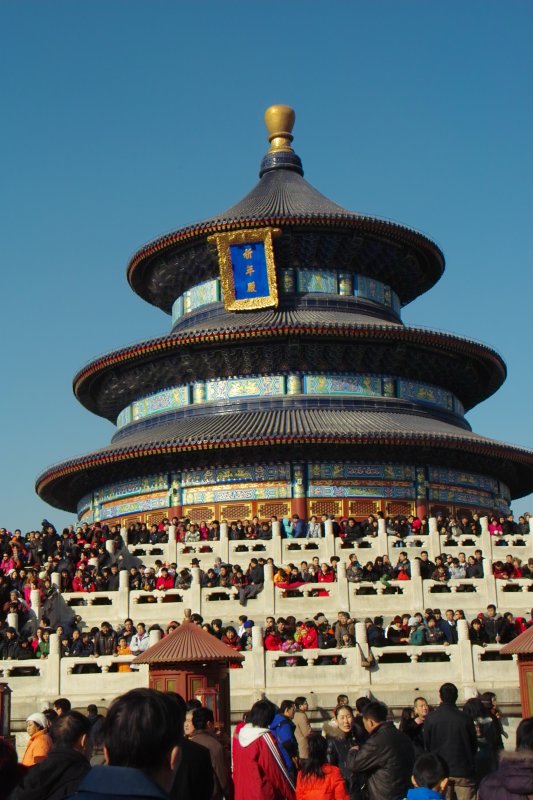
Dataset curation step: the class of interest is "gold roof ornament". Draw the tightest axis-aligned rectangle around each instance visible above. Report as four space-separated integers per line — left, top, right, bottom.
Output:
265 104 296 154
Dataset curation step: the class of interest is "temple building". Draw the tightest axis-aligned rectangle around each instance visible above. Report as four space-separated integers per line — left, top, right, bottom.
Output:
36 106 533 526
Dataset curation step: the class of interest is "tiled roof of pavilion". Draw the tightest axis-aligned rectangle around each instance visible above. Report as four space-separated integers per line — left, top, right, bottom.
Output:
132 621 244 665
500 628 533 655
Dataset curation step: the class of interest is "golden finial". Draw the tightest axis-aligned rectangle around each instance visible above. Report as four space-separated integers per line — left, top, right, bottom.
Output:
265 105 296 153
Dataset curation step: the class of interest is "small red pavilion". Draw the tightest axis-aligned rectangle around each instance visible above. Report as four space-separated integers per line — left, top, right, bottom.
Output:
132 619 244 732
501 628 533 717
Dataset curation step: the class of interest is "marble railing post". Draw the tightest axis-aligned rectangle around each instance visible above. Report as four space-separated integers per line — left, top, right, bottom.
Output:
191 567 202 613
118 569 130 619
121 526 128 546
251 625 266 691
337 562 349 610
483 558 498 606
324 519 335 561
46 632 61 696
456 619 475 694
30 588 41 623
428 517 439 560
410 558 424 610
271 521 282 564
219 523 229 563
149 628 162 647
50 572 61 591
105 539 115 557
355 621 371 687
480 516 491 559
377 517 388 555
529 517 533 535
167 524 178 565
7 613 18 631
263 563 275 616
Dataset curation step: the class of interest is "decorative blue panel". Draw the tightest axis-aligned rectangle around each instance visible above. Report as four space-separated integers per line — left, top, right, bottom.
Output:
297 270 337 294
77 493 93 516
182 463 291 487
183 483 291 504
358 276 385 304
96 474 169 504
205 375 284 402
131 386 190 422
308 484 416 499
172 295 184 324
187 279 219 311
391 291 401 316
304 374 382 397
427 467 499 493
429 487 495 507
308 463 416 481
100 493 168 520
398 379 454 411
116 406 133 428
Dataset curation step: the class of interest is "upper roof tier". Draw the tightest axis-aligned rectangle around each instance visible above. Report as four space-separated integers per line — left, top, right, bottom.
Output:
127 106 445 312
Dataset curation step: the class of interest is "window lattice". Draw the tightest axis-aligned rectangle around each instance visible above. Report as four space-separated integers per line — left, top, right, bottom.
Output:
309 500 342 517
183 506 215 523
220 503 253 521
258 502 291 519
348 500 380 517
386 502 414 517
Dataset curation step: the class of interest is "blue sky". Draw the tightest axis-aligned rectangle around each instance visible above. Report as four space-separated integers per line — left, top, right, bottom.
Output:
1 1 531 532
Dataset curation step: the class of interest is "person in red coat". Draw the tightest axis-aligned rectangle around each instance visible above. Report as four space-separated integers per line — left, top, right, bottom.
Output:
296 733 349 800
233 700 295 800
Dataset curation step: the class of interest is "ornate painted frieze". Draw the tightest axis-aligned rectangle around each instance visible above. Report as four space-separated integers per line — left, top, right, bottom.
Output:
182 481 291 504
182 463 291 487
304 374 382 396
427 467 499 493
308 480 415 499
100 491 169 520
297 269 337 294
77 493 92 516
116 373 465 430
398 379 454 411
429 486 501 508
308 463 416 481
205 375 284 402
96 474 169 504
171 270 401 321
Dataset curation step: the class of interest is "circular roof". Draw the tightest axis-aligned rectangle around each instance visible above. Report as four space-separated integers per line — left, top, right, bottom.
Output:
127 107 444 311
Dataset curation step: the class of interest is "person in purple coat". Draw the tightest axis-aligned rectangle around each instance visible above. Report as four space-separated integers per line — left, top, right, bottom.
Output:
478 717 533 800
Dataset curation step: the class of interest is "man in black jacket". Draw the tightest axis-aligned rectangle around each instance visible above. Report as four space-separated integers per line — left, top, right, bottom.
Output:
347 701 414 800
423 682 477 800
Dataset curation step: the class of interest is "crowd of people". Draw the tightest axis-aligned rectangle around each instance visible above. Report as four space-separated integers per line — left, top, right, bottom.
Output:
0 683 532 800
0 510 530 670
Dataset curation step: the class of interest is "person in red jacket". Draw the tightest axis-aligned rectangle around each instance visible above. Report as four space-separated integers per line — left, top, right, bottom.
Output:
155 568 174 590
233 699 295 800
297 621 319 649
296 733 349 800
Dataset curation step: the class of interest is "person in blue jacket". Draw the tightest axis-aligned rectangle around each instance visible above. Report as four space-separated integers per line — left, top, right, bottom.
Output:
270 700 299 777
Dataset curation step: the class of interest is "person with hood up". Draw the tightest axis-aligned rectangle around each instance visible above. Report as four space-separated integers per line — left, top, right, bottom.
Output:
232 699 295 800
478 716 533 800
14 711 91 800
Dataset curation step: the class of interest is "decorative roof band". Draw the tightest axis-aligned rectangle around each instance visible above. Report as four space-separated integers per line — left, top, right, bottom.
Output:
73 323 506 396
36 432 533 494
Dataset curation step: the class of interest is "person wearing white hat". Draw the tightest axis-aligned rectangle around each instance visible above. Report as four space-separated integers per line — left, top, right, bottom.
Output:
21 712 52 767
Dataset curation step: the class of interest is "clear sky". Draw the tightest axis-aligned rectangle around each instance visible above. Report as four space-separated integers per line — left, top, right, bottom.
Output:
1 1 531 533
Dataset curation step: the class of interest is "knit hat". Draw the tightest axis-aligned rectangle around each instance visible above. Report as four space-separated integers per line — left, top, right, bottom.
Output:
27 712 47 729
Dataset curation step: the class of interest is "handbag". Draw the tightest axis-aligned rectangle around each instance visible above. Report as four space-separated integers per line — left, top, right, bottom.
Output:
358 643 376 669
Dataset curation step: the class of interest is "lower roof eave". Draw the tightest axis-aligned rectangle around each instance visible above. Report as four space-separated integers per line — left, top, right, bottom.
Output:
36 432 533 513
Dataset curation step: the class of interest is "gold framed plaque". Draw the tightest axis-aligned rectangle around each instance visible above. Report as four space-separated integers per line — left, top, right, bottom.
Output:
208 227 280 311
